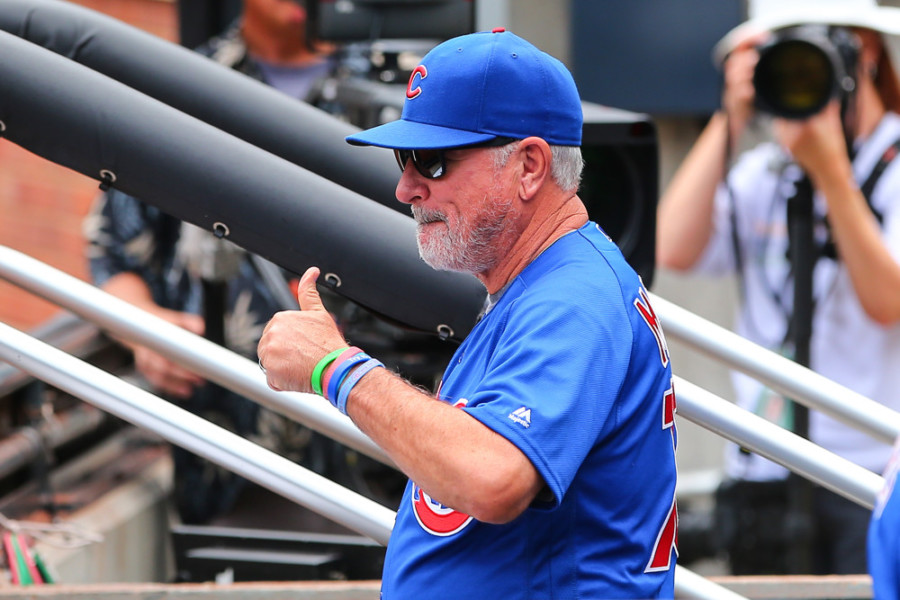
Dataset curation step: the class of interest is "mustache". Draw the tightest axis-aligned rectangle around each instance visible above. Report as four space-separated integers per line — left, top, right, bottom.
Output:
410 206 447 225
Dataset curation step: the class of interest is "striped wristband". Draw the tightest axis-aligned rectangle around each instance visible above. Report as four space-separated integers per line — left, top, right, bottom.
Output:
322 347 364 400
325 350 371 402
335 358 384 415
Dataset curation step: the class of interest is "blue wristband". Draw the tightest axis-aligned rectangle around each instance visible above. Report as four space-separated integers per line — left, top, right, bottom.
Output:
336 358 384 415
326 351 370 402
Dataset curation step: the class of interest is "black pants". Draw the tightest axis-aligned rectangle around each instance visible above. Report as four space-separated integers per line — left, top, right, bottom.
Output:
811 485 871 574
715 478 870 575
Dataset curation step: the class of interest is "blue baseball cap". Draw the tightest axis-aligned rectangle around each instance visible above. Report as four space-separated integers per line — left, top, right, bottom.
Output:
346 29 583 150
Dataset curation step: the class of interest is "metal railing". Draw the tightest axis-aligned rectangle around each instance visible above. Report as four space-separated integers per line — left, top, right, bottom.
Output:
675 378 882 509
0 322 396 544
651 293 900 446
0 244 890 598
0 247 390 468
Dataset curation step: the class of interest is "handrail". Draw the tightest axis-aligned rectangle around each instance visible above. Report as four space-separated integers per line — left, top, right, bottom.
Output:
0 320 745 600
1 245 889 597
0 247 885 503
651 292 900 446
0 246 392 468
676 377 883 509
0 321 396 545
0 244 890 597
0 311 107 397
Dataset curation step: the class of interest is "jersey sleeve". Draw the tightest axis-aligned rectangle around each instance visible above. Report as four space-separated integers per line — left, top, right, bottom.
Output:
461 278 633 507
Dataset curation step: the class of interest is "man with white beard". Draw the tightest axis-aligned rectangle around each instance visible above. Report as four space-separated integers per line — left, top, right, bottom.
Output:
259 29 678 598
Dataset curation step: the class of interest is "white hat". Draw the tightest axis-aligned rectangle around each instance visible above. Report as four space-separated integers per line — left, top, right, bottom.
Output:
713 0 900 64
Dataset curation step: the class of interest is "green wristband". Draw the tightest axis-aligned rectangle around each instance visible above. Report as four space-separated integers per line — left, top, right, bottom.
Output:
311 347 348 395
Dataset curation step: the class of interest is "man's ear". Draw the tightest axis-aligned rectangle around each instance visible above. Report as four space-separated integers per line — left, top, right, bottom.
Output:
518 137 552 201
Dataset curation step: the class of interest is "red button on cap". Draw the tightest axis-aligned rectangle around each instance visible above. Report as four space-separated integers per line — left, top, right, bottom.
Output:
492 27 506 33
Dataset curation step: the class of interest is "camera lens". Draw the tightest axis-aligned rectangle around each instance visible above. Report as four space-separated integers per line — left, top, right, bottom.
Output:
754 39 835 119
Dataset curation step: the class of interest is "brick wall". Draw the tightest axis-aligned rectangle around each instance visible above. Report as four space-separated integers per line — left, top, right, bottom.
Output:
0 0 178 330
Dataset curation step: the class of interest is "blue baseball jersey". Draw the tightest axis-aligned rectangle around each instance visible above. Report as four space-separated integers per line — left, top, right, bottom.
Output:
380 222 678 599
869 437 900 600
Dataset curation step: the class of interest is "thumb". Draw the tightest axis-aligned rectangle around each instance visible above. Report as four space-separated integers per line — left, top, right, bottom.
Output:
297 266 327 312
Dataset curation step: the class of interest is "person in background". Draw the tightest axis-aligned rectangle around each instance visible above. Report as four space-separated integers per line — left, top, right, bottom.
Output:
196 0 336 102
83 0 340 525
656 0 900 575
259 29 678 598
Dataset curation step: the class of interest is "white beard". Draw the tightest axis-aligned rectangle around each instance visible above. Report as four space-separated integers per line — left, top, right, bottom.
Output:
411 193 514 274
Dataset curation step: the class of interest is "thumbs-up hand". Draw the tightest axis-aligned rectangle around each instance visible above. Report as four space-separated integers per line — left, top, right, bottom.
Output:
258 266 347 393
296 266 328 313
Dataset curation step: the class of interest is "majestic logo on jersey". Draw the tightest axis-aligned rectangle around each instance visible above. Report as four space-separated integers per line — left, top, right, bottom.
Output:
411 483 473 536
407 65 428 99
508 406 532 428
634 287 670 368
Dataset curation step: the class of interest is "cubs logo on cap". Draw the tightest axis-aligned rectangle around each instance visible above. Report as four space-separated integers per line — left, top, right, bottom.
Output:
406 65 427 100
346 29 583 150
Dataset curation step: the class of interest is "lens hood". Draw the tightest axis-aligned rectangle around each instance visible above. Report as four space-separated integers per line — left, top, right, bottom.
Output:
753 25 858 120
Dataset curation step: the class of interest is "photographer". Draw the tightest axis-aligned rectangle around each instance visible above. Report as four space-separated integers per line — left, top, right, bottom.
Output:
657 2 900 575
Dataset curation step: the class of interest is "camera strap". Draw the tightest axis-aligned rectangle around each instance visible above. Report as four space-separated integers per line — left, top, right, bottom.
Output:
818 136 899 259
857 137 900 224
727 135 900 350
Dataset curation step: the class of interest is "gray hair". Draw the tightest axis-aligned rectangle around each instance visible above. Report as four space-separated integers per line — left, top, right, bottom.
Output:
490 142 584 193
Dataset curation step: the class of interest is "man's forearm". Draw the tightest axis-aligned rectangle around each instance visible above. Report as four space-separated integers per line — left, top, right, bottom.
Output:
346 368 543 524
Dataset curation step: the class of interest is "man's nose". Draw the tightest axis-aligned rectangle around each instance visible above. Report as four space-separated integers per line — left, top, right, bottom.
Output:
395 165 424 205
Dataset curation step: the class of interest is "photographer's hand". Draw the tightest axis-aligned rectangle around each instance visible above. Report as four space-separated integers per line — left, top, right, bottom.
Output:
722 37 764 141
774 101 849 180
777 101 900 325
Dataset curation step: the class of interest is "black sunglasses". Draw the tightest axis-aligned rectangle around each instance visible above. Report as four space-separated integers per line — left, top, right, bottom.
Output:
394 137 519 179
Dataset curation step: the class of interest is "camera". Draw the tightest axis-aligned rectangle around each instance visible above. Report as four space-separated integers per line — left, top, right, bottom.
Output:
753 24 860 119
307 0 473 42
